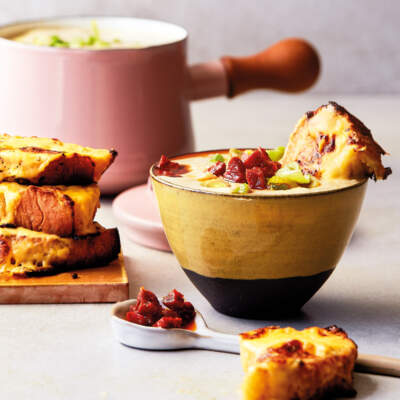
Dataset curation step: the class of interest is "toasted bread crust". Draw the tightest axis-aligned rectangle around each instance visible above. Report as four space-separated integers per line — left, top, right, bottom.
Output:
0 134 117 185
240 325 357 400
14 186 75 236
0 224 120 277
0 182 100 236
282 101 391 181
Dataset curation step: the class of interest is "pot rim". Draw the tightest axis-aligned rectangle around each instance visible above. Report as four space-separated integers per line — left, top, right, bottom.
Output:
0 15 188 53
150 149 368 199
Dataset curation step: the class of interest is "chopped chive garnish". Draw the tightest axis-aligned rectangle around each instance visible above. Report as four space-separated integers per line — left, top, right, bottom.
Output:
266 146 285 162
49 35 69 47
49 21 117 49
269 162 311 186
232 183 250 194
210 153 225 163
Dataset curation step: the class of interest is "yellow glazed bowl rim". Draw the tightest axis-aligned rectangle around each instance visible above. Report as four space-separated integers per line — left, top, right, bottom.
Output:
150 149 368 199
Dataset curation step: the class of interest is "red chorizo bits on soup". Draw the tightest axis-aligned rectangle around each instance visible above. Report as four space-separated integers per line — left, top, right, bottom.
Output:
153 155 190 177
153 147 314 193
218 147 282 189
125 287 196 329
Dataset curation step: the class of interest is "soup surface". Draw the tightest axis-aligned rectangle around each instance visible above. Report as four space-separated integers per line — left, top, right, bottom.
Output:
12 23 142 49
155 102 389 197
153 150 362 196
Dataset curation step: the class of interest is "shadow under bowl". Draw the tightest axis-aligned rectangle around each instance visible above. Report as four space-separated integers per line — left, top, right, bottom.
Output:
150 155 367 318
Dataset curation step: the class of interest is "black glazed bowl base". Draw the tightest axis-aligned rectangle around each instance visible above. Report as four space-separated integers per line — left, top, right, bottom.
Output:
182 268 334 319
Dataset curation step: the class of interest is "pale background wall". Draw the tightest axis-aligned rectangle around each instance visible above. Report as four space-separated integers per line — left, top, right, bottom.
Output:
0 0 398 94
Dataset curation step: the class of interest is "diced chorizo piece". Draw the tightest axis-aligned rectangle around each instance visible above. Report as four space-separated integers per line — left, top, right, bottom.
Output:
223 157 246 183
161 308 180 318
246 167 266 189
179 301 196 324
208 161 226 176
154 155 190 177
157 154 170 168
261 162 281 178
242 150 263 169
258 147 272 165
162 289 185 310
134 287 163 321
153 316 183 329
163 289 196 323
126 310 154 326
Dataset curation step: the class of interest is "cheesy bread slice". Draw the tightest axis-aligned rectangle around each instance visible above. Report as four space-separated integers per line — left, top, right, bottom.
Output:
281 101 391 181
0 224 120 277
0 182 100 236
240 325 357 400
0 134 116 185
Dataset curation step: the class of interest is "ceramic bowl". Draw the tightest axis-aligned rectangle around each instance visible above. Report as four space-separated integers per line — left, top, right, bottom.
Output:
150 152 367 318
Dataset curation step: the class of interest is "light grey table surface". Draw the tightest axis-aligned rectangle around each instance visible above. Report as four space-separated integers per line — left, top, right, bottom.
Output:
1 94 399 399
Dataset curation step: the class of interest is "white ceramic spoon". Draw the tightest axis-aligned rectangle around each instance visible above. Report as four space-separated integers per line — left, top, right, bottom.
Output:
111 298 239 353
111 299 400 377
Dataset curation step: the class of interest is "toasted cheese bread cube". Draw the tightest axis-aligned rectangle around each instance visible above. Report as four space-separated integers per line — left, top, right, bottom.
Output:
240 326 357 400
0 134 116 184
0 224 120 277
0 182 100 236
281 101 391 181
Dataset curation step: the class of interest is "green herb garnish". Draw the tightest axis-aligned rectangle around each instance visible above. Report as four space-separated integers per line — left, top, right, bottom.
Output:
232 183 250 194
275 162 311 184
266 146 285 162
51 21 118 49
268 162 311 187
91 20 100 40
210 153 225 163
269 182 291 190
49 35 69 48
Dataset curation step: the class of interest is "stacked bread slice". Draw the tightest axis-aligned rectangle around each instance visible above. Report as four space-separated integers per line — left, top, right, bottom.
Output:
0 134 120 277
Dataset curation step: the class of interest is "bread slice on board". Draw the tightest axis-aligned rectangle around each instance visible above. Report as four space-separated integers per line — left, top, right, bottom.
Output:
0 182 100 237
0 134 116 185
240 325 357 400
281 101 391 180
0 223 120 277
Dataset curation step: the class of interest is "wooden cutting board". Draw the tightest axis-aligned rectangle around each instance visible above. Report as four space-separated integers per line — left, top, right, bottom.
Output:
0 254 129 304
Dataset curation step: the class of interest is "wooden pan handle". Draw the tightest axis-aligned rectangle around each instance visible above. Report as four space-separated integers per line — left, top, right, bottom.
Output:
356 353 400 377
221 38 320 97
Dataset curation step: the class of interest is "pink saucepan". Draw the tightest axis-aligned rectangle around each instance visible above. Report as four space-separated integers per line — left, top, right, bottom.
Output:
0 16 319 194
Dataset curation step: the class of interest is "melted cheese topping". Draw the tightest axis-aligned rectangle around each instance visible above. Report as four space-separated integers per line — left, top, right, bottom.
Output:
281 102 389 180
0 134 111 157
240 326 357 400
0 134 114 182
0 223 107 275
241 326 355 370
0 149 56 182
155 152 362 197
61 184 100 234
0 182 99 235
0 226 73 275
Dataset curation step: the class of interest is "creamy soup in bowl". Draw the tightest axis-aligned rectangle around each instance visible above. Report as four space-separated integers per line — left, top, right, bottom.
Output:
150 102 391 318
153 148 363 197
150 148 368 318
